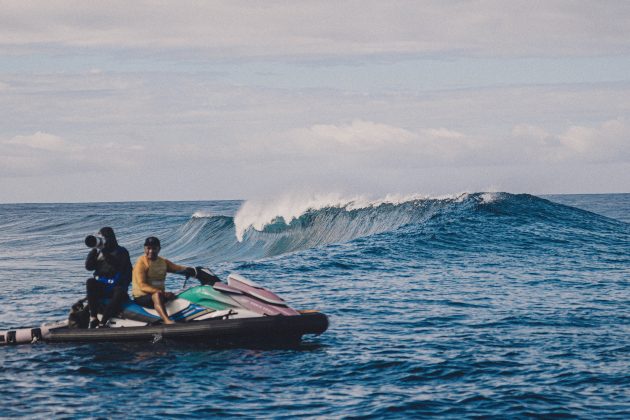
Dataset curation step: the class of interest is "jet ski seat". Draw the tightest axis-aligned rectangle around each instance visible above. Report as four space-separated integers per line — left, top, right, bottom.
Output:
118 300 161 323
101 297 212 324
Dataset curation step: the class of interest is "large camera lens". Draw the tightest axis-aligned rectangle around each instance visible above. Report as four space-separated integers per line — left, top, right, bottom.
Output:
85 235 105 249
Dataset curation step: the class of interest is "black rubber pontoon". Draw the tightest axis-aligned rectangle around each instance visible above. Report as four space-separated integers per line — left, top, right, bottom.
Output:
44 312 328 346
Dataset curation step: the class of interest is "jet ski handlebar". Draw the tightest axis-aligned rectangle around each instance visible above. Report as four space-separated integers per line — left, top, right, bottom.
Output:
176 266 221 286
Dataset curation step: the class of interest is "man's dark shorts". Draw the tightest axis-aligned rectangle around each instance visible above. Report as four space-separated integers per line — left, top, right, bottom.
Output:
134 294 155 308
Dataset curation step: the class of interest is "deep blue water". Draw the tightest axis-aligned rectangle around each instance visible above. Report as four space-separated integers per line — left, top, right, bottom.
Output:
0 192 628 418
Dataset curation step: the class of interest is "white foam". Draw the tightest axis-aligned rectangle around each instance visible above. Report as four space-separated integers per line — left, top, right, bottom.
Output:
192 210 214 218
233 192 467 242
480 192 499 204
234 193 350 241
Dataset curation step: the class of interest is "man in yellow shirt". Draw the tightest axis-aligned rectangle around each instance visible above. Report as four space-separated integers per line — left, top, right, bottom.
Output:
132 236 195 324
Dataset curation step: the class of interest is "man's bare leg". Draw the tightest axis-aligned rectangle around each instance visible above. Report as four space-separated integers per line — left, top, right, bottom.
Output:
152 292 175 324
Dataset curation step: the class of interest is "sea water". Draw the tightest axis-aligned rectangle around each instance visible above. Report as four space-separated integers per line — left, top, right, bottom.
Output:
0 193 628 418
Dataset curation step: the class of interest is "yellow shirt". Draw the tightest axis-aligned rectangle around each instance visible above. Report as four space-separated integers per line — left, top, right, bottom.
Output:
132 255 186 298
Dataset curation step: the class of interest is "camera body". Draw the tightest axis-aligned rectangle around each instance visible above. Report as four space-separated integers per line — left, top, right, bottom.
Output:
85 235 106 249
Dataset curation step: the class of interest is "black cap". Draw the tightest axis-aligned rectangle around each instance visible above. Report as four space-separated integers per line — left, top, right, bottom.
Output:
144 236 161 247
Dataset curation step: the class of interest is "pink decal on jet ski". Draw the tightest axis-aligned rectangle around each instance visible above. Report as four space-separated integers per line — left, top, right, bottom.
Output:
232 295 283 316
212 282 243 294
227 274 299 316
209 281 281 315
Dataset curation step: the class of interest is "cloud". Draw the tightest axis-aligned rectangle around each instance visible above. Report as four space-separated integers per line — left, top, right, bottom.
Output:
281 117 630 167
0 122 478 181
0 1 629 58
512 118 630 163
559 119 629 158
421 128 465 140
0 132 147 176
280 119 496 166
295 119 416 151
1 67 628 200
5 131 78 152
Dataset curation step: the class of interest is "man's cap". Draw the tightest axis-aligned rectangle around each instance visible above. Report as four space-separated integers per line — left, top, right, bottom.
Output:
144 236 161 247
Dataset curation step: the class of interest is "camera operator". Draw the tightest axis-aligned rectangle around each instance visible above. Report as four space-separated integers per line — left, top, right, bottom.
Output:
85 227 132 328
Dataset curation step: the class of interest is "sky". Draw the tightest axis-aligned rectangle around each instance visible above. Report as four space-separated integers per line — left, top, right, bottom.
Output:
1 1 629 203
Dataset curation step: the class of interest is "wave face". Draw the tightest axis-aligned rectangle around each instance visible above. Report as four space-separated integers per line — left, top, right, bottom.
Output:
181 193 459 261
0 193 628 418
160 192 629 264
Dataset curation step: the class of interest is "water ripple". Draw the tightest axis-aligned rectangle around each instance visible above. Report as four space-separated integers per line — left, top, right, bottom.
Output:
0 195 628 418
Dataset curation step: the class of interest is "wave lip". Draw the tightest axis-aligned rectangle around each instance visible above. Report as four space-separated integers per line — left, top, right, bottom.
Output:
233 193 461 242
192 210 214 218
167 193 460 263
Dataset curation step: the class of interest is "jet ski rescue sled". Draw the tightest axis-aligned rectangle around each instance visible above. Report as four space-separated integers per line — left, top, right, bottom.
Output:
0 270 328 346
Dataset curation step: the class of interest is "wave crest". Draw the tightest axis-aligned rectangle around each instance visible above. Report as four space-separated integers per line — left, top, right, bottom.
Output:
233 192 462 241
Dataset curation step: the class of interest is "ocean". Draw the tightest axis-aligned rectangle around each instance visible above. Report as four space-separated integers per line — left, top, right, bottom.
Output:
0 192 628 418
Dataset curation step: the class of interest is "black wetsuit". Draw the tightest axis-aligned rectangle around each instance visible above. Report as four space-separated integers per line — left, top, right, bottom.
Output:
85 245 132 324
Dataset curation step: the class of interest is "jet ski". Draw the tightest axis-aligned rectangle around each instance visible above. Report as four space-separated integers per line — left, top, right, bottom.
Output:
0 269 328 347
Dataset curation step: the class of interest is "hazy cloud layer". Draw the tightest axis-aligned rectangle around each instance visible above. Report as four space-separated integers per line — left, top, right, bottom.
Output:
282 118 630 165
1 2 629 201
0 131 148 176
1 1 629 57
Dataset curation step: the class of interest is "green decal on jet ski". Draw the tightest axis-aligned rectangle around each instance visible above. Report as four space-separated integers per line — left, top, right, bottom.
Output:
178 285 240 311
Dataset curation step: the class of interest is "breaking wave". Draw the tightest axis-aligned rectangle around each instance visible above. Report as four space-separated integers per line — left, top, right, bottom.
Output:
167 192 624 264
3 192 622 267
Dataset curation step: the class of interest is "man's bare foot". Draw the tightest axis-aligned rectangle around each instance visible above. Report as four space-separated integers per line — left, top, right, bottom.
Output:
164 319 175 325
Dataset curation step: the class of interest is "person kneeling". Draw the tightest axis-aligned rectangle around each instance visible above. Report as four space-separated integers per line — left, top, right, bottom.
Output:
85 227 132 328
132 236 195 325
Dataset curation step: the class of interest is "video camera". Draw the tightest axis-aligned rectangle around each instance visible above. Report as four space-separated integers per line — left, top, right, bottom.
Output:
84 235 106 249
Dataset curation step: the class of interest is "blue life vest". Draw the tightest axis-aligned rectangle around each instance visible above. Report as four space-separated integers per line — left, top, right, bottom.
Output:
96 272 122 290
